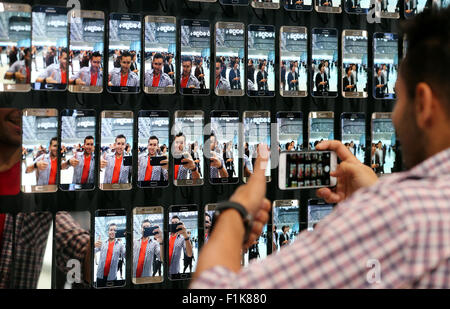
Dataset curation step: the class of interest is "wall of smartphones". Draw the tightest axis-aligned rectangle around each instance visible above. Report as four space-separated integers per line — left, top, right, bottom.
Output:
2 3 440 99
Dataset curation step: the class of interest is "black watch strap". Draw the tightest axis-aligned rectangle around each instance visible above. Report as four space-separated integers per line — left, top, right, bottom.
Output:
214 201 253 245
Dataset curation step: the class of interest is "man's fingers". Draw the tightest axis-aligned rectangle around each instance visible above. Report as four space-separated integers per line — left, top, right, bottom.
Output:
247 145 269 192
316 188 342 204
315 140 359 163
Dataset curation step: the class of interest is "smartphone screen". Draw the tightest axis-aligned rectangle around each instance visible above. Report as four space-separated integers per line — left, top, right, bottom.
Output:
378 0 400 18
373 33 398 100
100 111 133 190
279 151 334 189
144 16 176 94
243 111 271 183
0 3 31 92
272 200 300 253
132 206 164 284
180 19 210 95
107 13 141 93
441 0 450 8
307 199 334 231
311 28 338 97
251 0 280 8
204 204 217 244
342 30 368 98
94 209 127 288
277 112 303 151
68 10 105 93
247 25 275 97
280 27 308 97
215 22 245 96
315 0 342 13
285 0 313 11
31 6 69 91
344 0 370 13
138 111 169 188
173 111 204 186
220 0 249 5
21 109 58 193
371 113 397 175
341 112 366 164
168 204 198 280
308 112 334 149
60 109 96 191
243 225 268 266
209 111 240 184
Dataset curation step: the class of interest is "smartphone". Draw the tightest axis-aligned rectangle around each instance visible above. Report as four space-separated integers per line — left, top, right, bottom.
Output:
94 209 127 288
60 109 96 191
0 3 31 92
308 111 334 149
373 33 398 100
242 111 271 183
215 22 245 96
272 200 300 253
344 0 370 13
277 112 303 151
243 225 268 266
204 203 218 244
251 0 281 9
278 151 337 189
68 10 104 93
21 109 58 193
144 15 176 94
107 13 141 93
220 0 249 5
307 199 334 231
168 204 198 281
247 25 275 97
132 206 164 285
315 0 342 13
371 113 397 175
311 28 338 98
340 112 366 164
209 110 240 184
172 110 204 186
180 19 210 95
284 0 313 11
137 110 169 188
31 6 69 91
342 30 368 98
376 0 400 19
441 0 450 8
100 111 133 190
280 26 308 97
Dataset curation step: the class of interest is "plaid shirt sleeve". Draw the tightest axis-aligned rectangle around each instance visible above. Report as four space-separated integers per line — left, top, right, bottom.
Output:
191 148 450 289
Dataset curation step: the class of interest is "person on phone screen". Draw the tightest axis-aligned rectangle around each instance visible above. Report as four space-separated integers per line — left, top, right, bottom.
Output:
256 62 268 91
25 137 58 186
191 8 450 289
374 67 387 98
144 53 173 88
95 223 125 287
204 213 212 243
35 48 68 85
108 51 139 87
215 58 231 90
287 63 299 91
133 219 162 278
168 216 193 275
279 226 290 248
315 62 329 93
209 133 228 179
163 55 175 84
138 135 168 182
229 60 241 90
183 231 195 273
101 134 131 184
4 48 31 84
61 135 95 185
173 132 200 180
70 52 103 87
343 66 356 92
194 59 206 89
180 57 200 89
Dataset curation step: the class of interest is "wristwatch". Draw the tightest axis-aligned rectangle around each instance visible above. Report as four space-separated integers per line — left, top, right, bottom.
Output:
214 201 253 245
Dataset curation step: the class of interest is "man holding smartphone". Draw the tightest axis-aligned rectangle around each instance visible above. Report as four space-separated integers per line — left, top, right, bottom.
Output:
25 137 58 186
4 48 31 84
138 136 168 182
144 53 173 88
101 134 131 184
70 52 103 87
108 51 139 87
208 133 228 179
173 132 200 180
168 216 193 276
215 58 231 90
180 57 200 89
36 49 68 85
191 8 450 289
95 223 125 287
61 136 95 185
133 219 162 278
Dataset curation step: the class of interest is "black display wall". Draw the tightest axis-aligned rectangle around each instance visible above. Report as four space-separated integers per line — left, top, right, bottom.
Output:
0 0 403 289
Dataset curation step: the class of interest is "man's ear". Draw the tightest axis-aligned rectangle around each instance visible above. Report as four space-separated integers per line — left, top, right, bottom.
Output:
414 82 435 130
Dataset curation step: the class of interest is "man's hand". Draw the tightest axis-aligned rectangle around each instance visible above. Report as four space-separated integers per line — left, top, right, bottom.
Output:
70 151 80 167
100 152 107 169
229 144 271 249
181 153 195 170
95 235 102 249
177 222 188 238
315 140 378 204
75 72 86 85
154 227 163 243
36 157 48 171
46 71 58 84
210 154 222 168
160 158 168 170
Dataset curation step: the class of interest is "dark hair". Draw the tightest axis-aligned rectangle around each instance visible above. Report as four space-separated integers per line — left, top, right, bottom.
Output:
84 135 94 144
318 63 324 71
108 222 117 230
181 56 192 64
90 51 101 59
346 66 352 75
121 50 132 59
400 7 450 115
160 144 167 152
216 57 223 65
171 215 180 221
50 137 58 145
153 53 164 61
141 219 151 228
148 135 159 143
59 48 68 57
115 134 126 142
175 132 186 142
